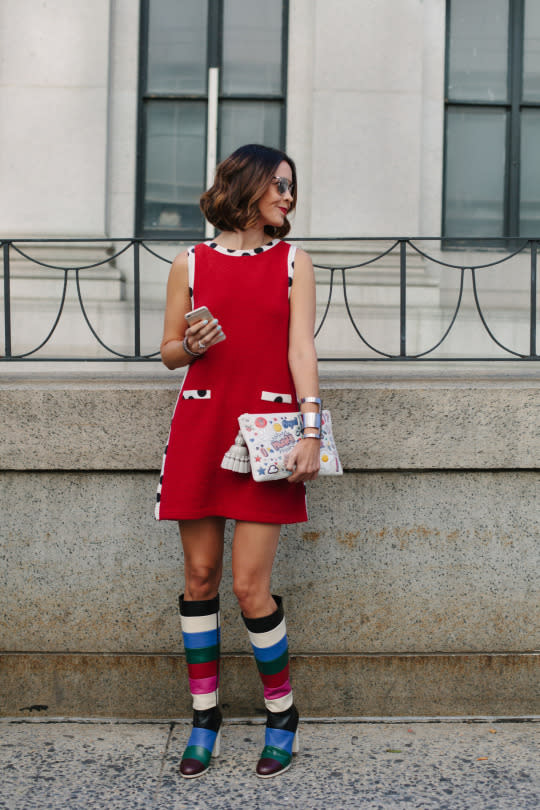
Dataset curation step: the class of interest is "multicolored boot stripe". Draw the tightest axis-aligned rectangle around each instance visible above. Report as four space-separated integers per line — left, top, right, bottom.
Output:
179 596 221 778
257 707 299 778
180 595 220 711
243 595 293 713
180 707 222 778
243 596 299 777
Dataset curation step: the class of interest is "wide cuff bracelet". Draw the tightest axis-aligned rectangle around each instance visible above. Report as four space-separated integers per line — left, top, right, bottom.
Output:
301 411 321 431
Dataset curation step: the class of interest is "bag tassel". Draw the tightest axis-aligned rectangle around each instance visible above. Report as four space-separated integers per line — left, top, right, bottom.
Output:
221 430 251 473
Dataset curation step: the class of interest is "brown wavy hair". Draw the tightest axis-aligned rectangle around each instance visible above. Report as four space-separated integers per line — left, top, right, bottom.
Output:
200 144 297 238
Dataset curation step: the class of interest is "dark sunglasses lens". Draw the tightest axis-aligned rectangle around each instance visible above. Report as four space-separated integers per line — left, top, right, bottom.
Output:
277 178 293 195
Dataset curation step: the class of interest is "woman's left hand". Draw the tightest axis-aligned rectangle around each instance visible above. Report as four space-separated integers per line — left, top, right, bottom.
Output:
285 438 321 483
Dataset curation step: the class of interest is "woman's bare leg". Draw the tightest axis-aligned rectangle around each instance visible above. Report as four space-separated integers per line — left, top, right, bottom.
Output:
179 516 226 600
231 520 281 618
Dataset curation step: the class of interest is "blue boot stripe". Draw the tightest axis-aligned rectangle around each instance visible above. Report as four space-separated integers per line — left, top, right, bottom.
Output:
188 726 217 751
251 635 288 662
265 727 295 755
182 629 220 649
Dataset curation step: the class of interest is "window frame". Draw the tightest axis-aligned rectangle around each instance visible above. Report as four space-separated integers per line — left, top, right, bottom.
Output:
442 0 540 244
135 0 289 239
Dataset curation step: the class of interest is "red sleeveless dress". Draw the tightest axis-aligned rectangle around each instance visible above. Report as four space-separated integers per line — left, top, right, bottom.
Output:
155 239 308 524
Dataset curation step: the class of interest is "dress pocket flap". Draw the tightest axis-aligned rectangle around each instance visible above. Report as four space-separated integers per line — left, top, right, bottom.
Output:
261 390 292 404
182 389 211 400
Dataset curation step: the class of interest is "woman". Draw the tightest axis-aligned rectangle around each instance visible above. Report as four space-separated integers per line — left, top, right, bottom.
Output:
155 144 321 779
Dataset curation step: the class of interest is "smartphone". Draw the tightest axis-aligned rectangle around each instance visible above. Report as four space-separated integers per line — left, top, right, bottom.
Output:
185 306 226 343
185 305 213 325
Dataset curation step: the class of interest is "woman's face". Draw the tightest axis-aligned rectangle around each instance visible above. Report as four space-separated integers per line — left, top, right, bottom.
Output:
257 160 294 230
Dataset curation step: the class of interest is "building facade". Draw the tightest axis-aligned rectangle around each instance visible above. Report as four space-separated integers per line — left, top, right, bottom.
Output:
1 0 538 360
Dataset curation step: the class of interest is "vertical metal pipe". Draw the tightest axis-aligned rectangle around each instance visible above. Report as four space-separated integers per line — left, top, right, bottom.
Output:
530 241 537 357
3 242 11 357
507 0 525 237
205 66 220 239
133 241 141 357
400 240 407 356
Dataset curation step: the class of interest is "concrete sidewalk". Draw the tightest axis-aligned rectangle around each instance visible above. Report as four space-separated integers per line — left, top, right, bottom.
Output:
1 718 538 810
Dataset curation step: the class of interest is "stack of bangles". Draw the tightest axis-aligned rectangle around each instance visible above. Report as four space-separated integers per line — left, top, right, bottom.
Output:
183 335 203 358
300 396 322 439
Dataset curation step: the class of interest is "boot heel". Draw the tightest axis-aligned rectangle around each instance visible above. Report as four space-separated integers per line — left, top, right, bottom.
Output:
292 729 299 754
212 727 221 758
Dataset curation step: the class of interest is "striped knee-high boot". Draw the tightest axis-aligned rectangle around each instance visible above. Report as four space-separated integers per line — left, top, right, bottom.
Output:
179 594 222 778
243 595 299 778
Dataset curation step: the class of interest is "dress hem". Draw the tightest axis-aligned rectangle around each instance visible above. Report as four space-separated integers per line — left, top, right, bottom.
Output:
155 508 308 525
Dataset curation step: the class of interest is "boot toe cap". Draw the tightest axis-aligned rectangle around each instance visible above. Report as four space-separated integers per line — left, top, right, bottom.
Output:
256 757 290 778
180 758 207 778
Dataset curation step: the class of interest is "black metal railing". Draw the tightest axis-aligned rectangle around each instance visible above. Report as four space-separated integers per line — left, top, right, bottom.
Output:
1 236 538 361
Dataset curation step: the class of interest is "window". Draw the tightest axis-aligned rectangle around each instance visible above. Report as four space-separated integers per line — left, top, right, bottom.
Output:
136 0 289 239
443 0 540 239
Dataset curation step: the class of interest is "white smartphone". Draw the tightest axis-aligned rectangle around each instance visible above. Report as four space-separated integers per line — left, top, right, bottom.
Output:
185 306 226 343
185 305 213 325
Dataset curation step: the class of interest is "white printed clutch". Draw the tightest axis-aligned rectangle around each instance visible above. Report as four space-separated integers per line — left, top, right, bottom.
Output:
221 410 343 482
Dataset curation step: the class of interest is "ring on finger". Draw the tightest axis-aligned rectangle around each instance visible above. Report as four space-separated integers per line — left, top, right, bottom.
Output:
198 340 206 351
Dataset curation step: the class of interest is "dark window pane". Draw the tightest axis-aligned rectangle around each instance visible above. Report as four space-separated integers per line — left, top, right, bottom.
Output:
523 0 540 102
520 110 540 235
444 107 507 236
143 101 206 235
147 0 208 94
219 101 282 160
447 0 509 101
222 0 283 95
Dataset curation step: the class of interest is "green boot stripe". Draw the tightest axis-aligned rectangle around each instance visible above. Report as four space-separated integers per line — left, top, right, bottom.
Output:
260 745 292 768
185 644 220 664
256 648 289 675
182 745 212 768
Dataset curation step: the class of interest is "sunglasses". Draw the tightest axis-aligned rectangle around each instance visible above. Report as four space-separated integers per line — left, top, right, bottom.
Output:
272 176 295 195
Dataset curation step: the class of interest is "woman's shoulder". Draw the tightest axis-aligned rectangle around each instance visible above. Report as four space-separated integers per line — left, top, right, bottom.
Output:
287 244 313 269
170 249 189 272
171 241 208 268
170 246 201 285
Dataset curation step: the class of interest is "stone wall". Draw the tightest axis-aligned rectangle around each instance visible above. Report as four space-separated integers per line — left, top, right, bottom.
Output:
0 368 538 718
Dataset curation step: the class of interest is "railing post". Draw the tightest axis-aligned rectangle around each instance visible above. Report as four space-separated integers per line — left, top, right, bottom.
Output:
531 240 537 357
133 240 141 357
3 242 12 357
400 239 407 356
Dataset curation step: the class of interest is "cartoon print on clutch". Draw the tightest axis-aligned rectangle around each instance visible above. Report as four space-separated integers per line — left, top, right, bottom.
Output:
244 414 302 477
234 410 343 482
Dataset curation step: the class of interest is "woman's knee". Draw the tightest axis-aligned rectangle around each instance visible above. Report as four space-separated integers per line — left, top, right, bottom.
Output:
233 578 272 616
232 578 252 608
184 564 222 601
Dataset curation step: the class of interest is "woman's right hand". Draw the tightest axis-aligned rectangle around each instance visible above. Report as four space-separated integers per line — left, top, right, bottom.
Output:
184 317 225 355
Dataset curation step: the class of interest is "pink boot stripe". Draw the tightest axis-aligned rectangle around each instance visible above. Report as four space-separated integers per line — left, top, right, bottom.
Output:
264 679 292 702
189 675 219 695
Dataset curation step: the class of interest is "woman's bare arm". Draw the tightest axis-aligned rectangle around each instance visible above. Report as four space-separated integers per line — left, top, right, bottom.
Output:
286 248 321 482
160 251 224 370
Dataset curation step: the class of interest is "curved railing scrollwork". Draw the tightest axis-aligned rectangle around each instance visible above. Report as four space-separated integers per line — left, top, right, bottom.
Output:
1 237 538 361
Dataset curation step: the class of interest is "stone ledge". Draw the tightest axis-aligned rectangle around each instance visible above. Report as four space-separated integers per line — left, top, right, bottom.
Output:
2 470 537 655
2 653 538 719
1 373 539 470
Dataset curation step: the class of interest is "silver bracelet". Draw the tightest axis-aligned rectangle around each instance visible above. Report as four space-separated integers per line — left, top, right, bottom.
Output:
301 412 321 431
302 433 321 440
300 396 322 409
183 335 202 358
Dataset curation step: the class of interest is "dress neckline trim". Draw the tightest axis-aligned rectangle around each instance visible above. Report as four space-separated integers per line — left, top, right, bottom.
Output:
204 239 280 257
